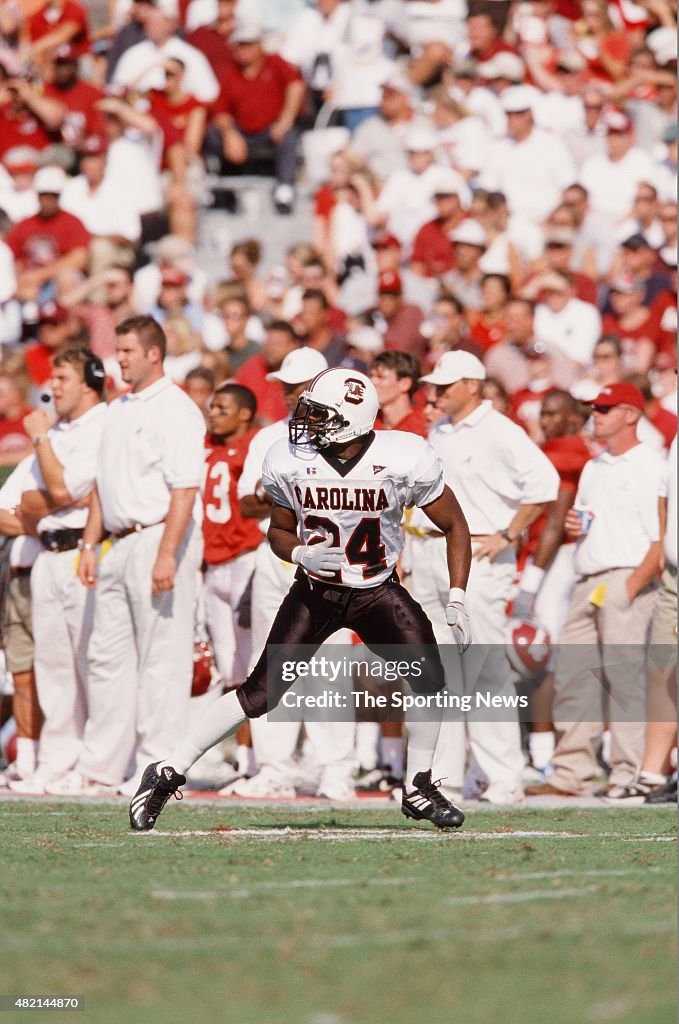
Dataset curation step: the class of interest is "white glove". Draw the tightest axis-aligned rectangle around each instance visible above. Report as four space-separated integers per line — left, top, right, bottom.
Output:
292 537 344 579
445 588 472 654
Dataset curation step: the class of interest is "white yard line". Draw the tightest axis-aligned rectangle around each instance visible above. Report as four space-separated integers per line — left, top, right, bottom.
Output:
142 827 674 842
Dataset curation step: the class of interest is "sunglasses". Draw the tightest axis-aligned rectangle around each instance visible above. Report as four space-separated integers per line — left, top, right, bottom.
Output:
590 403 623 414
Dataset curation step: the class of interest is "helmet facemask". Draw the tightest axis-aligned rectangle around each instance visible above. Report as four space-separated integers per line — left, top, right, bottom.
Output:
289 396 348 449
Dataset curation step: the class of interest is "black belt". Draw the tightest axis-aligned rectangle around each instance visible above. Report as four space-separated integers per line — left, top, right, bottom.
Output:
11 566 32 577
112 520 165 540
39 528 84 553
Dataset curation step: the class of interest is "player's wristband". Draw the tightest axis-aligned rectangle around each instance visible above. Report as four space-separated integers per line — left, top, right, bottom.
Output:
520 563 545 595
291 545 304 565
448 587 465 606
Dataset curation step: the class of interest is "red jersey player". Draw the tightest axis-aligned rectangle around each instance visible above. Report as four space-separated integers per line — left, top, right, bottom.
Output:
203 383 263 687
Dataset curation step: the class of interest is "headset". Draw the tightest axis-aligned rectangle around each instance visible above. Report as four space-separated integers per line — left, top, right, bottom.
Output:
82 349 106 394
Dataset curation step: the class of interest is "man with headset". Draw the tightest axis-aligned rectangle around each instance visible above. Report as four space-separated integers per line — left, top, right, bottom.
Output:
4 348 107 794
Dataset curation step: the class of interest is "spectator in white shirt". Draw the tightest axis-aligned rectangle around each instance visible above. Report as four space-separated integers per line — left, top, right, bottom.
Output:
530 271 602 374
371 126 444 255
479 85 576 225
113 1 219 103
580 108 657 223
526 381 665 799
281 0 351 120
352 69 430 182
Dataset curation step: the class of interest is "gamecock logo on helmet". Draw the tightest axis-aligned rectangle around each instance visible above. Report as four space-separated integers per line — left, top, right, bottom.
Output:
343 378 366 405
505 619 552 680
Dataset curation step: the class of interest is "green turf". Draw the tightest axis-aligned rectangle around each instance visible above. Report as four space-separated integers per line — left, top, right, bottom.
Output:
1 800 675 1024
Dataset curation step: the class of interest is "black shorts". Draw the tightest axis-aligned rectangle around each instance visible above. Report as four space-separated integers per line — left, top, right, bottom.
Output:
237 569 445 718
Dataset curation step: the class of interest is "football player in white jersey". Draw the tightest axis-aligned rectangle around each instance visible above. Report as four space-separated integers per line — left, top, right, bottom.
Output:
130 369 473 830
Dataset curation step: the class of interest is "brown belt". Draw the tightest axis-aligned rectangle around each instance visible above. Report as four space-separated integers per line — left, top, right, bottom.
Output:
112 520 165 540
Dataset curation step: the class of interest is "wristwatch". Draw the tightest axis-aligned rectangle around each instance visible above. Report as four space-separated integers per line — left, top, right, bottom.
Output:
499 528 513 543
32 435 47 447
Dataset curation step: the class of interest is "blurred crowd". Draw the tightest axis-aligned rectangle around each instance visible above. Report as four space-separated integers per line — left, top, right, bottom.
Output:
0 0 676 806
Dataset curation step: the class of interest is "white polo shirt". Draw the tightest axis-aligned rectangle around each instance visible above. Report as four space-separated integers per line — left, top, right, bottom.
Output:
0 456 43 568
96 376 205 534
479 128 576 224
579 147 657 222
534 297 602 367
31 403 107 533
572 442 665 577
237 417 289 536
428 400 559 534
661 437 676 569
60 174 141 243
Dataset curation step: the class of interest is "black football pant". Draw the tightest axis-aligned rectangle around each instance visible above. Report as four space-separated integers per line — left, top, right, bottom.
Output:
237 570 445 718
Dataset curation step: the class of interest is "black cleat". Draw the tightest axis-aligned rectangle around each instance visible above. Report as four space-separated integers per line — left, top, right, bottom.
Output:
129 762 186 831
402 770 465 829
644 776 677 804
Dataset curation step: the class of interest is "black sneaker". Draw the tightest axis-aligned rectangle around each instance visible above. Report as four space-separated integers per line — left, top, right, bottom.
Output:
129 762 186 831
645 776 677 804
402 770 464 829
355 766 403 793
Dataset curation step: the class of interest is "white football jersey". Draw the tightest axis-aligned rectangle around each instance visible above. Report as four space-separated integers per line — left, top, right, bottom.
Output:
261 430 444 588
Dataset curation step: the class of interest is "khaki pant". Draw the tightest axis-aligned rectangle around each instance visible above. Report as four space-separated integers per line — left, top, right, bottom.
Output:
550 567 659 793
647 565 677 722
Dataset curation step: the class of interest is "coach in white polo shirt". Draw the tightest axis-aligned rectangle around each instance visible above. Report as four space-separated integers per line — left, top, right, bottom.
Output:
68 315 204 795
413 351 559 804
14 349 106 795
527 382 665 799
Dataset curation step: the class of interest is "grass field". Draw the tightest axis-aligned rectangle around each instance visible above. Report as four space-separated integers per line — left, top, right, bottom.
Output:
1 799 675 1024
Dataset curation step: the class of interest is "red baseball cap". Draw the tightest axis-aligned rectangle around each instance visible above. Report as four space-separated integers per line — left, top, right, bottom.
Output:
377 270 402 295
589 382 645 410
372 233 401 251
160 267 189 287
38 300 69 324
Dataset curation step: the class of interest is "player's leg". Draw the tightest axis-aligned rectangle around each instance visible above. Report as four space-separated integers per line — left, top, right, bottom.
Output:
130 574 342 829
349 578 464 828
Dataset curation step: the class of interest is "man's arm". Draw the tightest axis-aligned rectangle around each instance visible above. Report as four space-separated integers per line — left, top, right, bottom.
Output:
267 501 299 562
474 502 545 562
420 485 471 592
151 487 198 597
23 410 70 506
0 507 36 537
513 489 574 618
239 484 273 519
626 541 663 603
270 79 306 143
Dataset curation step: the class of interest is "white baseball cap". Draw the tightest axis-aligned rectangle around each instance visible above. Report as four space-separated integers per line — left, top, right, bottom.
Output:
405 126 437 152
347 325 384 354
431 167 467 200
266 347 329 384
420 351 486 386
501 85 535 113
450 219 487 248
34 165 67 195
478 52 525 82
231 19 263 43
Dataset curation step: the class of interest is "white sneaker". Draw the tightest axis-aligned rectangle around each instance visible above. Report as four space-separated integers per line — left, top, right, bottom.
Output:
0 763 29 787
316 780 356 802
220 767 296 799
479 787 525 806
44 771 115 796
8 773 49 795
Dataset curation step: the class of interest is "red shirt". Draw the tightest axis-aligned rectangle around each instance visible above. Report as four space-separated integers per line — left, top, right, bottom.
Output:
147 90 206 161
0 409 31 456
0 104 54 158
28 0 89 57
235 354 287 425
601 309 662 365
648 404 677 449
215 54 303 134
203 431 264 565
24 342 56 387
509 385 552 434
7 209 90 270
469 314 506 352
375 407 427 438
522 434 591 561
185 26 236 74
383 304 425 356
44 79 105 147
411 219 456 277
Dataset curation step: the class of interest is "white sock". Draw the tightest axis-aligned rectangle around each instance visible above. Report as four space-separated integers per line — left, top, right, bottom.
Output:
404 712 442 791
164 690 246 775
639 770 667 786
236 744 256 776
16 737 38 776
355 721 380 770
528 731 555 771
380 735 404 778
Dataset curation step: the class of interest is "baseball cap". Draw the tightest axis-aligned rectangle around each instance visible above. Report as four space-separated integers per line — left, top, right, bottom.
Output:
588 382 645 410
556 49 586 73
266 348 329 384
381 68 415 97
154 0 179 17
79 134 107 156
646 26 677 66
34 165 67 195
377 270 402 295
431 167 467 199
404 126 437 153
372 232 401 250
231 20 262 43
545 226 575 247
160 266 189 287
347 325 384 354
3 146 39 173
38 300 69 324
621 233 651 251
478 52 525 82
602 108 632 133
540 271 571 292
450 219 487 248
500 85 535 113
54 43 78 62
420 351 486 385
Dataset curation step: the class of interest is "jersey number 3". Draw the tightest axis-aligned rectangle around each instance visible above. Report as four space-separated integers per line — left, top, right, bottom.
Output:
206 461 231 524
304 514 387 581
